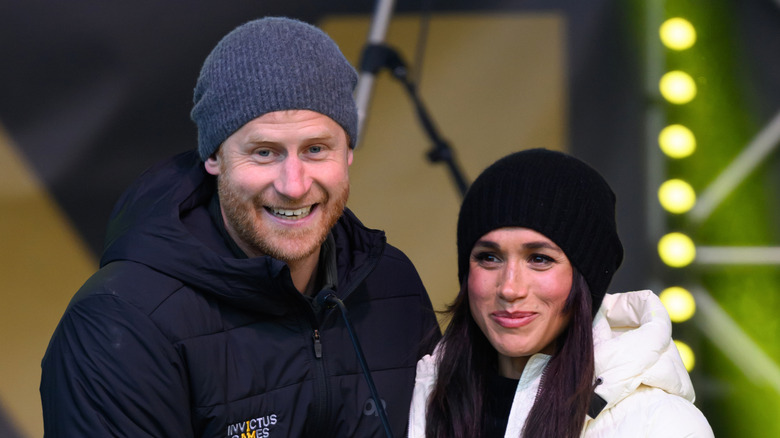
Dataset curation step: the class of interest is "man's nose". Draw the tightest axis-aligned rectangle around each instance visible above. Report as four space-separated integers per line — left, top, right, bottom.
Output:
274 156 311 199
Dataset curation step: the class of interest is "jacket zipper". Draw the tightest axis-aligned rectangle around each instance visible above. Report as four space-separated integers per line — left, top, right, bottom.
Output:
313 329 323 358
310 328 332 436
534 364 548 404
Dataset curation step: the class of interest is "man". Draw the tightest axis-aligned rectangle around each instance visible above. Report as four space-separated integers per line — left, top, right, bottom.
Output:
41 17 439 437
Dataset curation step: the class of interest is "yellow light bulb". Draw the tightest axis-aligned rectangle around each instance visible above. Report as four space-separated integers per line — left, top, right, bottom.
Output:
660 18 697 50
659 179 696 214
660 287 696 322
660 71 697 104
674 340 695 371
659 124 696 158
658 232 696 267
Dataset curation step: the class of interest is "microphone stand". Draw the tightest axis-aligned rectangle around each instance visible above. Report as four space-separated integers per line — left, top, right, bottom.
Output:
354 0 397 149
354 0 470 198
360 44 470 198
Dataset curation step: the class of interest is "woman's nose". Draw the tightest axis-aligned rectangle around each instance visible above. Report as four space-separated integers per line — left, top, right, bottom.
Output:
497 264 528 302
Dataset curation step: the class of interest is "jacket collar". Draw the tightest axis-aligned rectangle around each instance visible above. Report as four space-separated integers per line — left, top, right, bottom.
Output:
591 290 696 412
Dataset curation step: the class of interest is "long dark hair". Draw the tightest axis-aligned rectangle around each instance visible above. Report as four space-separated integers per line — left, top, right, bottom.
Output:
425 269 595 438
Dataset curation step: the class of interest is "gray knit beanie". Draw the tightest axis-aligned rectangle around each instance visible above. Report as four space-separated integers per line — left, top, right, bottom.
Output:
457 148 624 314
191 17 359 161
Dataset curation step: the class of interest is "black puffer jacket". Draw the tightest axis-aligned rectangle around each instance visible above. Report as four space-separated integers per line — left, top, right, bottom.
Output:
41 151 439 437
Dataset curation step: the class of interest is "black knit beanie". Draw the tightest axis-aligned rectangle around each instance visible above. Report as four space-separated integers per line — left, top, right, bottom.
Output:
191 17 359 161
457 148 623 313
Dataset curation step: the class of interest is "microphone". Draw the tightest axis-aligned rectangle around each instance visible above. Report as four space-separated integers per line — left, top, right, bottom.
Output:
317 292 394 438
315 291 335 309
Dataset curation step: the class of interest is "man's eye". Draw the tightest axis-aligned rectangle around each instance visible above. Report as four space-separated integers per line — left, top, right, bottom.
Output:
256 149 272 157
308 145 323 154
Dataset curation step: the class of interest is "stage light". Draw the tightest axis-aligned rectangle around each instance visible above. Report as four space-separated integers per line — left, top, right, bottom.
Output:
660 286 696 322
660 71 697 104
659 124 696 158
659 232 696 267
659 179 696 214
660 17 696 51
674 340 695 371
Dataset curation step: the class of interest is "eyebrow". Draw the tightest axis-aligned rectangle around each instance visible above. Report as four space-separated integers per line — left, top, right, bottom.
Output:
473 239 563 252
245 134 335 144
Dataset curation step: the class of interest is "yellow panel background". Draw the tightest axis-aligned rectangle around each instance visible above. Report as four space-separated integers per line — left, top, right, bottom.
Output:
0 13 564 437
0 126 96 437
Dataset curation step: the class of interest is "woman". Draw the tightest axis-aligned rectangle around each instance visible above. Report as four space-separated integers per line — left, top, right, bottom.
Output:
408 149 712 437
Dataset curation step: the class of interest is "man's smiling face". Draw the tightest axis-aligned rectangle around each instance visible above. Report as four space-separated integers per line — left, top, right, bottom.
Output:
205 109 353 264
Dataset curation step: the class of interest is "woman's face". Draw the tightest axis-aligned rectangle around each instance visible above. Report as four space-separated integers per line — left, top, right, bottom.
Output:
467 227 573 378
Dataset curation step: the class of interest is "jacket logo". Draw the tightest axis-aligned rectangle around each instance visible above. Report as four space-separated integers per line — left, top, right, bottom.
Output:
362 397 387 417
227 414 277 438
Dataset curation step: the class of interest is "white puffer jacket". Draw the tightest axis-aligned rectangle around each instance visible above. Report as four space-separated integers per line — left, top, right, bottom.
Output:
408 290 714 437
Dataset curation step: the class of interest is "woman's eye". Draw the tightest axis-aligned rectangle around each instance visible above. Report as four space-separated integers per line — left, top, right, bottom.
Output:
529 254 554 265
473 252 500 264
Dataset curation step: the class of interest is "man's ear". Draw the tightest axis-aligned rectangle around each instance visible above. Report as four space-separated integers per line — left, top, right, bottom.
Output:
204 153 221 176
347 148 354 167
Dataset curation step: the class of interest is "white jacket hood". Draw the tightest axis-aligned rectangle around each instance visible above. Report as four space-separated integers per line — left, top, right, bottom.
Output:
592 290 695 410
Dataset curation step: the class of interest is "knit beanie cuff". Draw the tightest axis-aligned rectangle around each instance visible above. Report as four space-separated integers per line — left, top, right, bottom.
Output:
191 17 359 161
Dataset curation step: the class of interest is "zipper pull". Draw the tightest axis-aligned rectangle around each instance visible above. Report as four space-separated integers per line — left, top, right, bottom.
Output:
313 329 322 358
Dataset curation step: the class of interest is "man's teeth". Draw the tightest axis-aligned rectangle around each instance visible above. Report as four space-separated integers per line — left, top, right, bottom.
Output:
270 206 312 218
